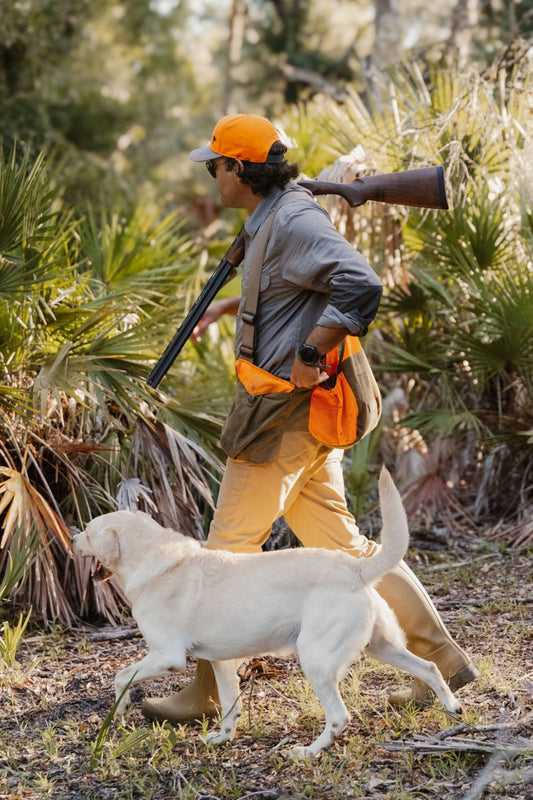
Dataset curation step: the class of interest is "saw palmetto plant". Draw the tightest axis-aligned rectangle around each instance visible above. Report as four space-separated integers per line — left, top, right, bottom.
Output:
0 145 232 626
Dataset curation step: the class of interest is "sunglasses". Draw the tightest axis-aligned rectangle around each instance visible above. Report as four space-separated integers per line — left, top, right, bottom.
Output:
206 159 226 179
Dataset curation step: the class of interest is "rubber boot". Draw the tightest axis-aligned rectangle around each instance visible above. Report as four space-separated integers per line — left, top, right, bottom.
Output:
142 659 220 723
376 561 479 707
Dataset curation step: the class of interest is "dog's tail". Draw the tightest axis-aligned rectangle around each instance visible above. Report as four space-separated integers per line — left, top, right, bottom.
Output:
358 466 409 586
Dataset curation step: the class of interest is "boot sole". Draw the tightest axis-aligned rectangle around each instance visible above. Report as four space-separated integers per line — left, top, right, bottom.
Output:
448 663 480 692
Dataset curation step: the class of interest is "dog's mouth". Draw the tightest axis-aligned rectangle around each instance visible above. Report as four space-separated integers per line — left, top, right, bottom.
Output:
92 560 113 583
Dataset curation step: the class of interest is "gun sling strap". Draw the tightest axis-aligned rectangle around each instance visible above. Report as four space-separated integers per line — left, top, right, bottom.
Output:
239 192 298 363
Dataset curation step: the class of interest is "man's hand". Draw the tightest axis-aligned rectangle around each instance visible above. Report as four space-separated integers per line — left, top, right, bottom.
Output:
290 324 350 388
290 359 330 389
191 296 240 343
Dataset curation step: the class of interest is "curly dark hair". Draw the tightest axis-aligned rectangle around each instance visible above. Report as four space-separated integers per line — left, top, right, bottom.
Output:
224 142 299 196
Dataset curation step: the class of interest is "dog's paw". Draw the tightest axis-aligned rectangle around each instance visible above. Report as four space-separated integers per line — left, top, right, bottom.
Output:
115 693 132 716
444 695 463 716
115 700 130 716
204 730 231 746
287 745 314 762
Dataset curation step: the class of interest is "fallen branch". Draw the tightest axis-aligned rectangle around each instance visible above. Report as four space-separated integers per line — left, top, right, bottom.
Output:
378 710 533 752
378 734 518 754
462 755 533 800
85 626 140 642
376 714 533 799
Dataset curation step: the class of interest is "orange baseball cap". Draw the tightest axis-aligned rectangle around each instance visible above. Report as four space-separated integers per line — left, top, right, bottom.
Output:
189 114 284 163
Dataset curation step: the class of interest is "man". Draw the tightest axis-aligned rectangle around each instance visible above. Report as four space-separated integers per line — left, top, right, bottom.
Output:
142 113 478 723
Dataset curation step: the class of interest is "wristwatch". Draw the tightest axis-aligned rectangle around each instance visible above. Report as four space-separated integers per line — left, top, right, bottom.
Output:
297 343 325 368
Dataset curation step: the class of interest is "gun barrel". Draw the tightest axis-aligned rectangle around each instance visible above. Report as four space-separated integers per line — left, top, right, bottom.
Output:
146 229 245 388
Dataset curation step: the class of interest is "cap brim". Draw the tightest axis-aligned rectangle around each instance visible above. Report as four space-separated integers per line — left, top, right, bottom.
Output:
189 144 222 162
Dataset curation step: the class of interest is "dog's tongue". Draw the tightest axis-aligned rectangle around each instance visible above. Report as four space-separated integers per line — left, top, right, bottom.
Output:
92 561 113 582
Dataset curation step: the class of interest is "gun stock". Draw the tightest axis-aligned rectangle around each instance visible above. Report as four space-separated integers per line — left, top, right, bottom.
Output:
298 165 448 210
147 165 449 388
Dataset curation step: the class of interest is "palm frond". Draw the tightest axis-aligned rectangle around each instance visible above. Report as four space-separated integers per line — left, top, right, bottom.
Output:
80 204 197 303
0 146 57 255
124 418 222 540
400 408 488 441
0 527 41 605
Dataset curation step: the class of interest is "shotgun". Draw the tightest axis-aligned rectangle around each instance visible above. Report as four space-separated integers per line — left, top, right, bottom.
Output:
147 165 448 388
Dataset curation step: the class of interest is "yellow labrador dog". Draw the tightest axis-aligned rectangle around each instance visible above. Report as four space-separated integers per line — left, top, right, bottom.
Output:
72 467 461 759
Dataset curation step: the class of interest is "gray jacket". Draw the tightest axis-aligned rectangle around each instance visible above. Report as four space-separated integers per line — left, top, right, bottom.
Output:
235 183 382 380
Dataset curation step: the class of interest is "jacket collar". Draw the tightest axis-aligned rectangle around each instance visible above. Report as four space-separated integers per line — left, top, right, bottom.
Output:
244 186 284 238
244 182 308 238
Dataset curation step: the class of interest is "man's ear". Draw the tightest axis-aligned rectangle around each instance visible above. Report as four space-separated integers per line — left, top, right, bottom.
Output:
234 159 244 178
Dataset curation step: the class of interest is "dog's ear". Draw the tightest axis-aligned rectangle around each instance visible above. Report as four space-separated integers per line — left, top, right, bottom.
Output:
100 525 121 569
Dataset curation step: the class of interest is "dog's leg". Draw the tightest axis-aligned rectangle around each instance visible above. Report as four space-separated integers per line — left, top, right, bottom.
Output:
290 639 352 760
367 608 463 715
204 660 241 745
290 667 350 760
368 638 463 713
114 652 186 715
289 600 378 760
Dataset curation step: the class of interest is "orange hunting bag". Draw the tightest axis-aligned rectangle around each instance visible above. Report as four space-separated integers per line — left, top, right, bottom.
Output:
234 335 381 450
308 335 381 448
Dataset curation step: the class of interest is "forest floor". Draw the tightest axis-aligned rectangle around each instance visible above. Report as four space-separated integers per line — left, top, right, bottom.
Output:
0 524 531 800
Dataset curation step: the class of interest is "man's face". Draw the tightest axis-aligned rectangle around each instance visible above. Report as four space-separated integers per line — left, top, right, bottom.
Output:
209 157 241 208
208 157 259 212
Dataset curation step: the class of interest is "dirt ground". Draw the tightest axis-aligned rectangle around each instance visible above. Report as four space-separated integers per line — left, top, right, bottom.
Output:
0 526 532 800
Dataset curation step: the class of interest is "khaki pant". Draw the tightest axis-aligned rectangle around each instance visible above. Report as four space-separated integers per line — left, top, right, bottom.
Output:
207 429 378 556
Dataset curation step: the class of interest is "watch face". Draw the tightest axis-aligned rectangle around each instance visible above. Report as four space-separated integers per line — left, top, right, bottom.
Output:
298 343 322 365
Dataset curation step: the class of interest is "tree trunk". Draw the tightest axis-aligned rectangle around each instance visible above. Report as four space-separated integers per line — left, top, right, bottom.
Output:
449 0 480 69
223 0 247 115
372 0 401 70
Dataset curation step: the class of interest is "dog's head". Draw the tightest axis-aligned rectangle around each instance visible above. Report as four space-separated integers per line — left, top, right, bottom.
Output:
73 510 199 585
72 510 146 583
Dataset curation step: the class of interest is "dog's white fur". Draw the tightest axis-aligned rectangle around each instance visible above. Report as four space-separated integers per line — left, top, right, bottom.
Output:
73 467 461 758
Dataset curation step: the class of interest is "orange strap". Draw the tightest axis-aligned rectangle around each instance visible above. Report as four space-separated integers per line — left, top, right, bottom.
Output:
341 335 362 359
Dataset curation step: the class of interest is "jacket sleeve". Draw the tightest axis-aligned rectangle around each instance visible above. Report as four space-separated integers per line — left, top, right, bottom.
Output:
270 198 382 336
